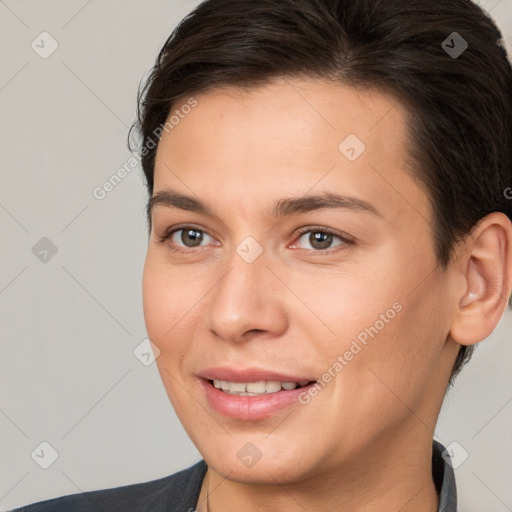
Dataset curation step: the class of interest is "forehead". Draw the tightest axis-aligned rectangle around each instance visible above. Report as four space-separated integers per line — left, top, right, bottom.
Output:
153 78 430 227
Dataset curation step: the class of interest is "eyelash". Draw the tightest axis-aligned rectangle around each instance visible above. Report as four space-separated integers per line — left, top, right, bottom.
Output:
156 224 354 255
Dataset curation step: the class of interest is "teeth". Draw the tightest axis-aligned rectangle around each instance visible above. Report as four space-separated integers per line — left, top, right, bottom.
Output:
246 381 266 393
230 382 246 393
211 379 310 395
265 380 282 393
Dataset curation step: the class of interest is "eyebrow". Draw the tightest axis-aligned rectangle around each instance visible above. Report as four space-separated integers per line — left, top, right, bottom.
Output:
147 188 383 222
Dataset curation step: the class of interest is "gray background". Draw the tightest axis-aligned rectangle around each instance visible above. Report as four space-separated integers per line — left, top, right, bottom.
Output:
0 1 511 510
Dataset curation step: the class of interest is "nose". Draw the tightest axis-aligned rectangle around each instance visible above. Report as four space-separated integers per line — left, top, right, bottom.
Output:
206 247 288 344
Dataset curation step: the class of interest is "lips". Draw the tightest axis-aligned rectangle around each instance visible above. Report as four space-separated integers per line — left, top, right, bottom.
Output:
197 367 317 383
197 367 318 420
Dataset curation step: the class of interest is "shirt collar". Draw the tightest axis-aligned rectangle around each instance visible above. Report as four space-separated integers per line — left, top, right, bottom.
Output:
433 440 458 511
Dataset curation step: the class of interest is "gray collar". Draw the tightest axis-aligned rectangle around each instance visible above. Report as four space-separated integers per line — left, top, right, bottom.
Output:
433 440 457 511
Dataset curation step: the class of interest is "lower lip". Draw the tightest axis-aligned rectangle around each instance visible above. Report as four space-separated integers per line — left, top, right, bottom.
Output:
200 379 316 420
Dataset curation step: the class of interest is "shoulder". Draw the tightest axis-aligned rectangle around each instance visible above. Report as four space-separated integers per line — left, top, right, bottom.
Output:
9 459 207 512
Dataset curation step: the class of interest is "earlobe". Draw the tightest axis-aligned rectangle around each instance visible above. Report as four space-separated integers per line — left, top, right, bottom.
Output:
450 212 512 346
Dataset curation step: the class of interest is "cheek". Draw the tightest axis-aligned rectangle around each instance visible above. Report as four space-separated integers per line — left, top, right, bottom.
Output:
307 256 445 410
339 287 449 424
143 260 195 414
142 256 190 352
296 264 400 353
142 264 169 345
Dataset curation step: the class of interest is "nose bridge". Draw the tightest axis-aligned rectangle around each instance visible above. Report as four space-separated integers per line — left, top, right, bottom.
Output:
206 242 286 342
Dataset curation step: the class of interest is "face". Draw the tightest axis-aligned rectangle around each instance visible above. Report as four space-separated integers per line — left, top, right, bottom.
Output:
142 78 459 484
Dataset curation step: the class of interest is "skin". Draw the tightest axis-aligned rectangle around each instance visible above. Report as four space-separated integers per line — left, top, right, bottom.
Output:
142 77 512 511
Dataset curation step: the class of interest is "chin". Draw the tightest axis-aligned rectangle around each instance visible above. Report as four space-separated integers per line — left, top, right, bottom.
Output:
201 442 321 485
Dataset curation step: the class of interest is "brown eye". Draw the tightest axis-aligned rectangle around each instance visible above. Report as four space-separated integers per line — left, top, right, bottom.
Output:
294 229 348 252
180 229 204 247
162 227 215 249
309 231 334 250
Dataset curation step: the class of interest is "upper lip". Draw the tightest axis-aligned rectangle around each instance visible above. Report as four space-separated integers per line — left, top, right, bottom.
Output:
197 367 317 383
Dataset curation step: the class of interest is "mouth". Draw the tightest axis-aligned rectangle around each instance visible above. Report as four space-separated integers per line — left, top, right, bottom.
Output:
208 379 316 396
199 375 319 420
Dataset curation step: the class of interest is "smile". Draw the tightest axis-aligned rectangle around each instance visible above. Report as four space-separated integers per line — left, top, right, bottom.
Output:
200 377 318 420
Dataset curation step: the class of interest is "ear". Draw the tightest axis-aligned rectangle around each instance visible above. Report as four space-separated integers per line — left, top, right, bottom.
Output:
450 212 512 346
